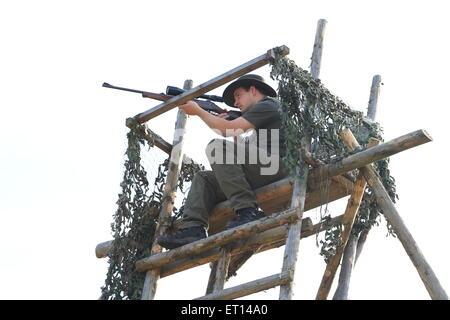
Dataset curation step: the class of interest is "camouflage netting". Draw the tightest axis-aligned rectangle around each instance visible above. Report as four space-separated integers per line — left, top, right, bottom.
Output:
100 123 203 300
270 49 397 263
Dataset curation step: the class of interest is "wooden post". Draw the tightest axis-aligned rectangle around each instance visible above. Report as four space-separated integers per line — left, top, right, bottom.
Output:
153 216 336 279
314 129 432 179
279 19 326 299
334 75 382 300
140 80 192 300
316 138 380 300
310 19 327 79
205 262 218 295
367 75 382 120
355 74 382 264
279 163 308 300
212 248 231 292
136 207 301 272
341 129 448 300
333 236 356 300
196 271 293 300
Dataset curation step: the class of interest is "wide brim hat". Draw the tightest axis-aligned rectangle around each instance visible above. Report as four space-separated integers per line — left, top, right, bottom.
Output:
222 74 277 107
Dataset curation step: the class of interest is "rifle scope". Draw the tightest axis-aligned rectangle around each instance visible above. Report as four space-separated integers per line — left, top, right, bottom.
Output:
166 86 224 103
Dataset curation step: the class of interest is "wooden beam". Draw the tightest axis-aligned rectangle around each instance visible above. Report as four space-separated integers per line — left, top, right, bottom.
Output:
135 207 301 272
212 248 231 293
94 176 351 260
95 240 112 259
280 137 311 299
316 138 380 300
333 234 356 300
312 129 432 180
334 75 382 300
157 216 340 278
205 262 218 295
342 129 448 300
96 129 431 259
144 128 172 155
279 166 307 300
355 75 381 262
126 46 290 126
280 19 326 299
143 128 197 166
195 271 293 300
310 19 327 79
367 75 382 120
141 80 192 300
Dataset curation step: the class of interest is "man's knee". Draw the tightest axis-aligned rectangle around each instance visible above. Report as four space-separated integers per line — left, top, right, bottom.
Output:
193 170 212 182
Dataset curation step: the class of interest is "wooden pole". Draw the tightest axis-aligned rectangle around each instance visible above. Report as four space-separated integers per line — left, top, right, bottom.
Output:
196 271 293 300
313 129 432 179
279 162 308 300
212 248 231 293
157 216 337 278
143 127 173 155
355 76 382 263
333 75 382 300
126 46 289 126
205 262 218 295
341 129 448 300
280 19 326 299
135 207 301 272
96 216 315 263
333 236 356 300
310 19 327 79
316 138 380 300
367 75 382 120
140 79 192 300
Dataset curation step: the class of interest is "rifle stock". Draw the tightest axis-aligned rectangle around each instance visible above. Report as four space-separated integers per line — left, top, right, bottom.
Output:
141 92 172 102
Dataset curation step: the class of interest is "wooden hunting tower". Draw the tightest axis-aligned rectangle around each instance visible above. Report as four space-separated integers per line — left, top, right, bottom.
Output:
95 20 448 300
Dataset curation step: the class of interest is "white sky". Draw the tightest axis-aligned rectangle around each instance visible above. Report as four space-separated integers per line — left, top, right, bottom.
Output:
1 0 449 300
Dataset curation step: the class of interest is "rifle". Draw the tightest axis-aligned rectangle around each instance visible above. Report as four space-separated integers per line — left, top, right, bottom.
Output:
102 82 241 120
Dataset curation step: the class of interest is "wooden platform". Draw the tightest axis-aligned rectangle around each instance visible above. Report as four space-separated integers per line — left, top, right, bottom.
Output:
96 174 353 262
173 174 353 236
149 174 353 278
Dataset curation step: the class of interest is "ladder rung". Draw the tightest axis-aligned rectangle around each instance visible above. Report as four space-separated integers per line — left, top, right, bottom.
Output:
194 271 293 300
159 216 320 278
135 208 300 272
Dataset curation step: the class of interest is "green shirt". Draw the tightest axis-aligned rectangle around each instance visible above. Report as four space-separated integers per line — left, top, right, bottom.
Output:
241 97 286 158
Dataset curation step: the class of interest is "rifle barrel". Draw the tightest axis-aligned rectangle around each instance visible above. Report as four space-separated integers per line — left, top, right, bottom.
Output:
102 82 241 120
103 82 170 101
102 82 149 95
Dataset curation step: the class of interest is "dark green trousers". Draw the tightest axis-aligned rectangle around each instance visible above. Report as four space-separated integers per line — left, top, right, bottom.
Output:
179 138 288 230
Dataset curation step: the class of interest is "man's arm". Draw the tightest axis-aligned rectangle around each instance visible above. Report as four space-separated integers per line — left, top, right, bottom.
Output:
179 101 255 137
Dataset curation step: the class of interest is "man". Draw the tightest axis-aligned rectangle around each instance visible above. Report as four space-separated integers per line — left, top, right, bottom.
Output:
157 74 288 249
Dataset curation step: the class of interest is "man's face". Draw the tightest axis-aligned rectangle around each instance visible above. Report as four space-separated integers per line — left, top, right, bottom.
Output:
233 87 255 112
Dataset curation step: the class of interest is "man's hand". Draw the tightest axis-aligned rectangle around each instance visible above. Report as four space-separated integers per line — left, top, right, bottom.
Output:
178 101 230 119
178 101 203 116
178 102 253 136
217 112 230 119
